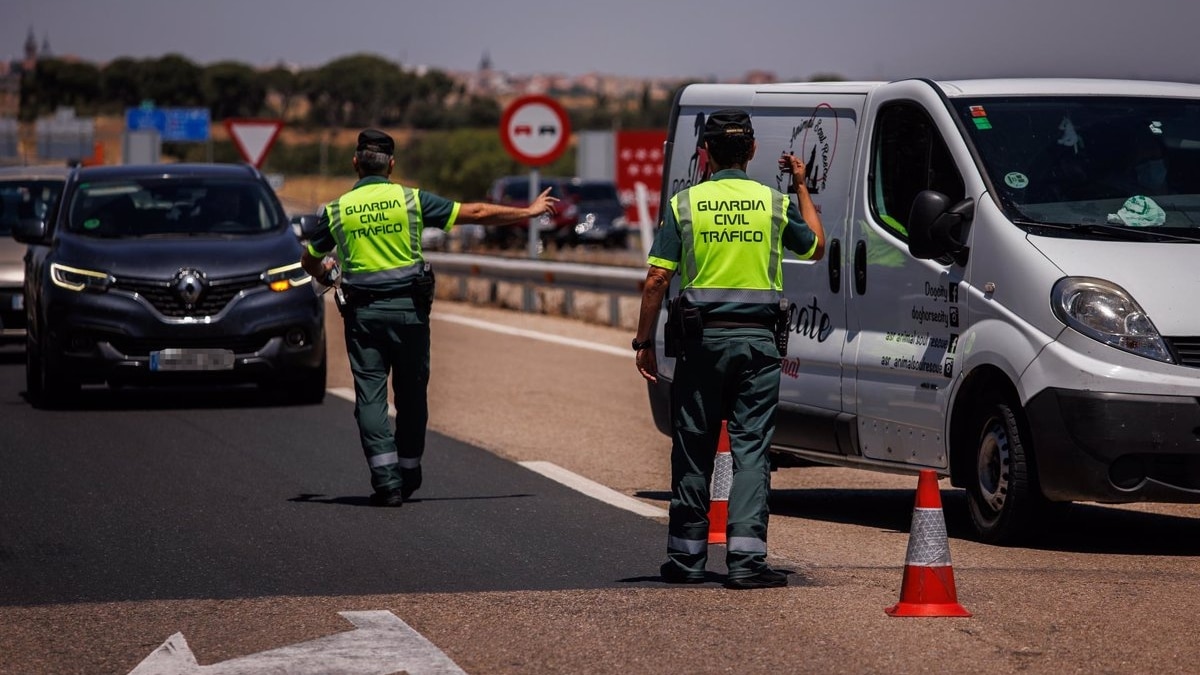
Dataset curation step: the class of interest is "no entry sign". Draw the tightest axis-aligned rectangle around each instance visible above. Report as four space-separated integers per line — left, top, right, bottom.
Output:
499 95 571 166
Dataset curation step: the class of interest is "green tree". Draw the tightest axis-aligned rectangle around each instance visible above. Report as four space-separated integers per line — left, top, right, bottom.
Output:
203 61 266 119
140 54 203 107
100 57 145 111
20 58 102 119
263 64 302 121
303 54 413 128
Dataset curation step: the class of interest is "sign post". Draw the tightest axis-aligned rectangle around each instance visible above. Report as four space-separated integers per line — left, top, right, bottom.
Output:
499 95 571 258
223 118 284 169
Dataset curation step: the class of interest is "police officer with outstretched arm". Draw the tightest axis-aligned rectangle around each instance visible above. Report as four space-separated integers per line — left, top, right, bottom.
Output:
633 109 825 588
301 129 558 507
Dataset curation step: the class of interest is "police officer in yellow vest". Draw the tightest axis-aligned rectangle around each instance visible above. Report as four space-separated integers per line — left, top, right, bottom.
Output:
301 129 558 507
634 109 825 588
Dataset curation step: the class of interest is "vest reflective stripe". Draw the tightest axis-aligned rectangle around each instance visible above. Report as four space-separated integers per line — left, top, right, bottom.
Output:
327 182 424 284
670 179 787 306
369 451 399 468
727 536 767 554
668 535 707 555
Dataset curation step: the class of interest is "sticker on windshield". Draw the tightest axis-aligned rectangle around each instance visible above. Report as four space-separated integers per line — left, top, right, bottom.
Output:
1004 172 1029 189
83 218 100 230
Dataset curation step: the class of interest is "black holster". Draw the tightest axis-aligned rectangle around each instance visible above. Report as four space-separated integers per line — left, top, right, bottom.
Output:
413 263 435 313
774 298 793 355
664 296 702 358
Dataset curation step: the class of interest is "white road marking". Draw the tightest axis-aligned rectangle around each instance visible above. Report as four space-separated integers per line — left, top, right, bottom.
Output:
330 315 664 520
520 460 668 519
128 610 465 675
432 311 629 357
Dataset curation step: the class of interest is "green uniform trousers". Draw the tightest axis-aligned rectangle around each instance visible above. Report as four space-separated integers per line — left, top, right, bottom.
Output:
343 296 429 495
666 327 781 579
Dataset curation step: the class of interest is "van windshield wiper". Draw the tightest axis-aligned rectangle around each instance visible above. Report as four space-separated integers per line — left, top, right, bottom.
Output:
1014 218 1200 242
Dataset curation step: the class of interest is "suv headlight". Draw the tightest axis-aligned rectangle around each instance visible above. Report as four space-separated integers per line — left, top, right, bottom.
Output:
263 262 311 292
1051 276 1172 363
50 263 112 292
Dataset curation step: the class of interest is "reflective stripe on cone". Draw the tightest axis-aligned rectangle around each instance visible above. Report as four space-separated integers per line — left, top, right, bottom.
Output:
707 420 732 545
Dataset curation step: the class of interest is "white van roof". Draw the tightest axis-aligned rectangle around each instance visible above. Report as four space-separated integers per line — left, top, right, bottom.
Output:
678 78 1200 104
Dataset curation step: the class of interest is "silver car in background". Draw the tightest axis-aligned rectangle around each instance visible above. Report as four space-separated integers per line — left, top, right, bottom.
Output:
0 165 69 344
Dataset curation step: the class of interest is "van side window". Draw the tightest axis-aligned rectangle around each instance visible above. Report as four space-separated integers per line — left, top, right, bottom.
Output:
871 103 965 239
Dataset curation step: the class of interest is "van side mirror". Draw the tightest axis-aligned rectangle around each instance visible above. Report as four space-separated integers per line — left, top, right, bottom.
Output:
907 190 973 266
12 217 48 245
290 214 321 240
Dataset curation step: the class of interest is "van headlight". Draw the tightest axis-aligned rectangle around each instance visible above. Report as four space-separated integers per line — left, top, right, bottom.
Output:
1051 277 1172 363
50 263 112 292
262 262 311 292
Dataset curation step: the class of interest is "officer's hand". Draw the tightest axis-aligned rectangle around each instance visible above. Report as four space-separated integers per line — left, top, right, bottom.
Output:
529 187 559 217
636 347 658 384
779 152 807 183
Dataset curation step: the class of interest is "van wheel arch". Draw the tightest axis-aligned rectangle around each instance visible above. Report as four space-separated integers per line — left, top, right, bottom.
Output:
949 367 1055 545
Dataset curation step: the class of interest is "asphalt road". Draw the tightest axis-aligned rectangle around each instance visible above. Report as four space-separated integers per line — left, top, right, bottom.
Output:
4 299 1200 674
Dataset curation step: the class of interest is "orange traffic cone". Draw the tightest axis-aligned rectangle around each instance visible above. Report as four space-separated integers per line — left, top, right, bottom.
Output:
885 469 971 617
707 421 732 544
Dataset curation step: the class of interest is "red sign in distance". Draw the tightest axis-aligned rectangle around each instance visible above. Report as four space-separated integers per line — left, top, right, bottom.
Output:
499 95 571 166
615 129 667 224
223 118 284 169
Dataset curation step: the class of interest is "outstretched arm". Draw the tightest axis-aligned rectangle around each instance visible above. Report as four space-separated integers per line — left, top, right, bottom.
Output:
781 153 826 261
457 187 558 226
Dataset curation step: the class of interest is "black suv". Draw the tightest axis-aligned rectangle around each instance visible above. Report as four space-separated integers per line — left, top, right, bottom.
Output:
13 163 326 407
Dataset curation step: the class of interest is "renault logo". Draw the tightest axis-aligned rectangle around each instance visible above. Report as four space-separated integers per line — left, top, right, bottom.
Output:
174 268 206 309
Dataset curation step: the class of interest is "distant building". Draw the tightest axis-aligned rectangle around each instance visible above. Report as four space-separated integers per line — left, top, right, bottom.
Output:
0 26 44 119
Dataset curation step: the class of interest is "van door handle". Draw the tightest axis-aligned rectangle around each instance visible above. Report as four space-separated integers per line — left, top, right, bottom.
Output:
827 238 841 293
854 239 867 295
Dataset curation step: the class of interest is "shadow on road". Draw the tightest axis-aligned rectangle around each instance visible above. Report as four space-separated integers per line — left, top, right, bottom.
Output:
638 486 1200 556
288 492 536 507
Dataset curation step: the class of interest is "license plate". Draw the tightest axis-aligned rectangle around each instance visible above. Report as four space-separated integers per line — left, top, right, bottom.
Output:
150 348 235 372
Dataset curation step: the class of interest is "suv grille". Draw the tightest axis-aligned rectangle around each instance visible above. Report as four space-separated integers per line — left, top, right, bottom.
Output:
114 273 262 318
1164 336 1200 368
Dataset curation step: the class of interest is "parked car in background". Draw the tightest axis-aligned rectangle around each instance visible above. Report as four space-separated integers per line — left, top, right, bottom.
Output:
12 163 326 408
483 175 575 249
562 179 630 248
0 165 70 344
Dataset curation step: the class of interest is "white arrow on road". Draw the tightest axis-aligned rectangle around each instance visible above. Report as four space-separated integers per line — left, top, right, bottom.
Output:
128 610 466 675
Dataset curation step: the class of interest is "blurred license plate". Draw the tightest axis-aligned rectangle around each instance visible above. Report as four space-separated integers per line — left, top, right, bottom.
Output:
150 348 235 372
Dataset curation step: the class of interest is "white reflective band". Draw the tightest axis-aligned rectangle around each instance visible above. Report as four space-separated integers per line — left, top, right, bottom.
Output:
727 536 767 554
398 457 421 469
369 452 399 468
710 452 733 501
905 508 952 566
668 535 707 555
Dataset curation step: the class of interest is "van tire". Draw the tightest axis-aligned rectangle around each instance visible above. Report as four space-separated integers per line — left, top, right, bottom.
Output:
965 397 1043 545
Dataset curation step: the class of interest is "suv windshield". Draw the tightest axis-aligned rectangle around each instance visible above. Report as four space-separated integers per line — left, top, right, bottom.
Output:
67 178 281 237
956 96 1200 232
0 180 63 235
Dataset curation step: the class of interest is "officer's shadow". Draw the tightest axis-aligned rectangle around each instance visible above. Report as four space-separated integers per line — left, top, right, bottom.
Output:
288 492 535 507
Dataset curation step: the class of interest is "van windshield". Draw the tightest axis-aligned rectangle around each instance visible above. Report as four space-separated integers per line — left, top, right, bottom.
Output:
956 96 1200 233
66 178 282 237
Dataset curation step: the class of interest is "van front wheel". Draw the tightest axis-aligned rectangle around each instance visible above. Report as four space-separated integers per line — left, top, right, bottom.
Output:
966 398 1043 545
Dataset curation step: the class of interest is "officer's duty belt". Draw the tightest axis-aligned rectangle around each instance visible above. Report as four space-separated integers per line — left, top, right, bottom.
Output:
341 287 414 306
702 313 774 330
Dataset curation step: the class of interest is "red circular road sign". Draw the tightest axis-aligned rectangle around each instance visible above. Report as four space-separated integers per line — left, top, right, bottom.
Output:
499 95 571 166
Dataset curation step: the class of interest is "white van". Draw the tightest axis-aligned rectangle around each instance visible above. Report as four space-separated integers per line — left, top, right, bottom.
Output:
646 78 1200 544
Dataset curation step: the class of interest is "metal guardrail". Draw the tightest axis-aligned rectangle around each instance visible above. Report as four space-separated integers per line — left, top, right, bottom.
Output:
424 252 646 328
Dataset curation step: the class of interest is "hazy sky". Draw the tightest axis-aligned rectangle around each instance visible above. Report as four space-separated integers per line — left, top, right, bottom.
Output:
5 0 1199 83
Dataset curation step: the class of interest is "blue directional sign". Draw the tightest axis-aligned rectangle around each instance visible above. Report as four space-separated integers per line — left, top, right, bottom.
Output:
125 107 210 142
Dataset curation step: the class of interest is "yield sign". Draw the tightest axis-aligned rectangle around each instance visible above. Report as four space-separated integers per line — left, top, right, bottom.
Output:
223 118 284 169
